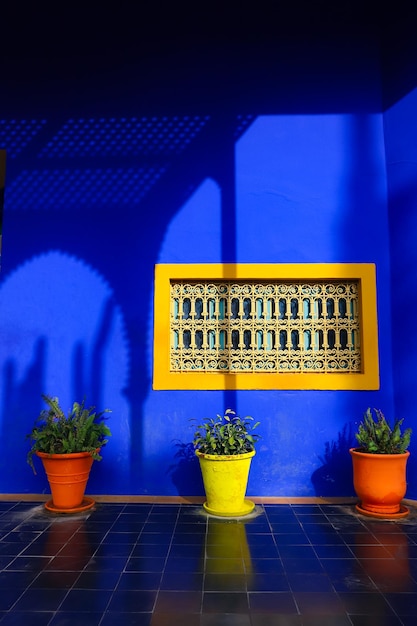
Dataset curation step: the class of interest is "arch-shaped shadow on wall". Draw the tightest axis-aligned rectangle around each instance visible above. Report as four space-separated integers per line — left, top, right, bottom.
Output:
0 251 129 493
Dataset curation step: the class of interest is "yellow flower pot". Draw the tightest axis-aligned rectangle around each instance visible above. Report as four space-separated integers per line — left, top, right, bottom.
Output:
196 449 255 517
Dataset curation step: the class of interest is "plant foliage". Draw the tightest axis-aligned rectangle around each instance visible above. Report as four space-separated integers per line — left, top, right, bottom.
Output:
355 407 412 454
192 408 260 455
27 394 112 473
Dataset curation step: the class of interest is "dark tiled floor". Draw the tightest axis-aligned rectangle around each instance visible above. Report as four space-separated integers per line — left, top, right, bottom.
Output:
1 501 417 625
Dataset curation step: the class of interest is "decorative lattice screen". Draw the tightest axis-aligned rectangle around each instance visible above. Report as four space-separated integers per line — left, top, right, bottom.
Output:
170 280 361 373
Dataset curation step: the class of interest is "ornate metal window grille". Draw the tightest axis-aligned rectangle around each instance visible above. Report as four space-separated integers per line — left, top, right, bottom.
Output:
170 280 361 373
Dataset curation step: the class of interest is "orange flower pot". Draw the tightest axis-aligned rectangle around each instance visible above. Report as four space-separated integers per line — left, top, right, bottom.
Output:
36 450 98 513
350 448 410 518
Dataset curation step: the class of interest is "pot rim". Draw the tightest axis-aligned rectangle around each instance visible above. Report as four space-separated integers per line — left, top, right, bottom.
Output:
35 449 100 460
349 447 410 459
195 449 256 461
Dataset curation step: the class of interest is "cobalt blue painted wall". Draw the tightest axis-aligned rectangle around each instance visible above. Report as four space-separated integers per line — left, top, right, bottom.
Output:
384 83 417 499
0 23 411 498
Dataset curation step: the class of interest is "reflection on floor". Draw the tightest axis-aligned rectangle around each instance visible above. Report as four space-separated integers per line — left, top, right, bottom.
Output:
1 501 417 625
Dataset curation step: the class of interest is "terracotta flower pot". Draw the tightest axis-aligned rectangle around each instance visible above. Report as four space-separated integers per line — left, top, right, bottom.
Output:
36 450 98 513
350 448 410 518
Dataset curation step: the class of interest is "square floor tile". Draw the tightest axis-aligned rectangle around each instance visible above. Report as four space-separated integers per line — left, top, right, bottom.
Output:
73 570 120 590
340 532 380 545
270 523 304 534
314 544 355 559
100 612 151 626
247 544 280 559
109 521 144 533
11 587 68 612
251 616 302 626
44 554 92 571
5 556 51 572
294 514 330 525
174 523 206 535
300 616 353 626
84 555 128 572
349 616 403 626
154 590 202 613
337 591 396 615
0 611 55 625
287 573 334 592
201 614 252 625
49 611 104 625
206 543 242 559
246 573 290 592
320 558 367 577
397 617 417 626
293 591 346 615
273 533 310 546
136 529 173 546
168 544 203 558
278 545 317 559
118 572 162 590
58 588 113 612
102 531 139 544
249 558 284 574
244 522 272 534
204 558 245 574
204 573 247 592
29 570 80 589
305 531 346 546
151 613 200 626
125 556 166 572
107 589 157 613
384 591 417 616
164 555 204 573
281 558 324 574
352 544 393 559
160 571 203 591
0 588 25 611
245 534 276 547
0 542 33 557
330 573 377 593
0 570 39 588
248 591 298 614
203 591 249 613
171 533 205 546
94 542 133 557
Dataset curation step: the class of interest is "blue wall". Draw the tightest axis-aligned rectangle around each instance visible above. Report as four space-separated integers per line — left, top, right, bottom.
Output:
0 23 415 498
384 84 417 496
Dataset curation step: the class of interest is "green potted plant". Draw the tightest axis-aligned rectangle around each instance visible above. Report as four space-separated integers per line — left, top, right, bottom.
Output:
192 408 260 517
27 394 111 513
350 407 412 518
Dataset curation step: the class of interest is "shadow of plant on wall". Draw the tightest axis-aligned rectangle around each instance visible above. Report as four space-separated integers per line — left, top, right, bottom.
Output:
311 423 356 497
0 251 129 494
168 440 204 496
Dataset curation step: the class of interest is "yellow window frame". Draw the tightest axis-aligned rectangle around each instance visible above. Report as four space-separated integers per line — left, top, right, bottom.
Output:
153 263 379 390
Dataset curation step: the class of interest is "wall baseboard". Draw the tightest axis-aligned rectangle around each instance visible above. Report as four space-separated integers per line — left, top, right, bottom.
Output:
2 494 417 508
0 494 358 504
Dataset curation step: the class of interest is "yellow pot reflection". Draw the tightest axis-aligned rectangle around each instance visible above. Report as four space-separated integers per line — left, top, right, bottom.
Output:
203 517 254 589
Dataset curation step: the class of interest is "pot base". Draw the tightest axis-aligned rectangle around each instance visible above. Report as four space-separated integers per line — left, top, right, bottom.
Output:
203 498 255 518
44 496 95 514
356 503 410 519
